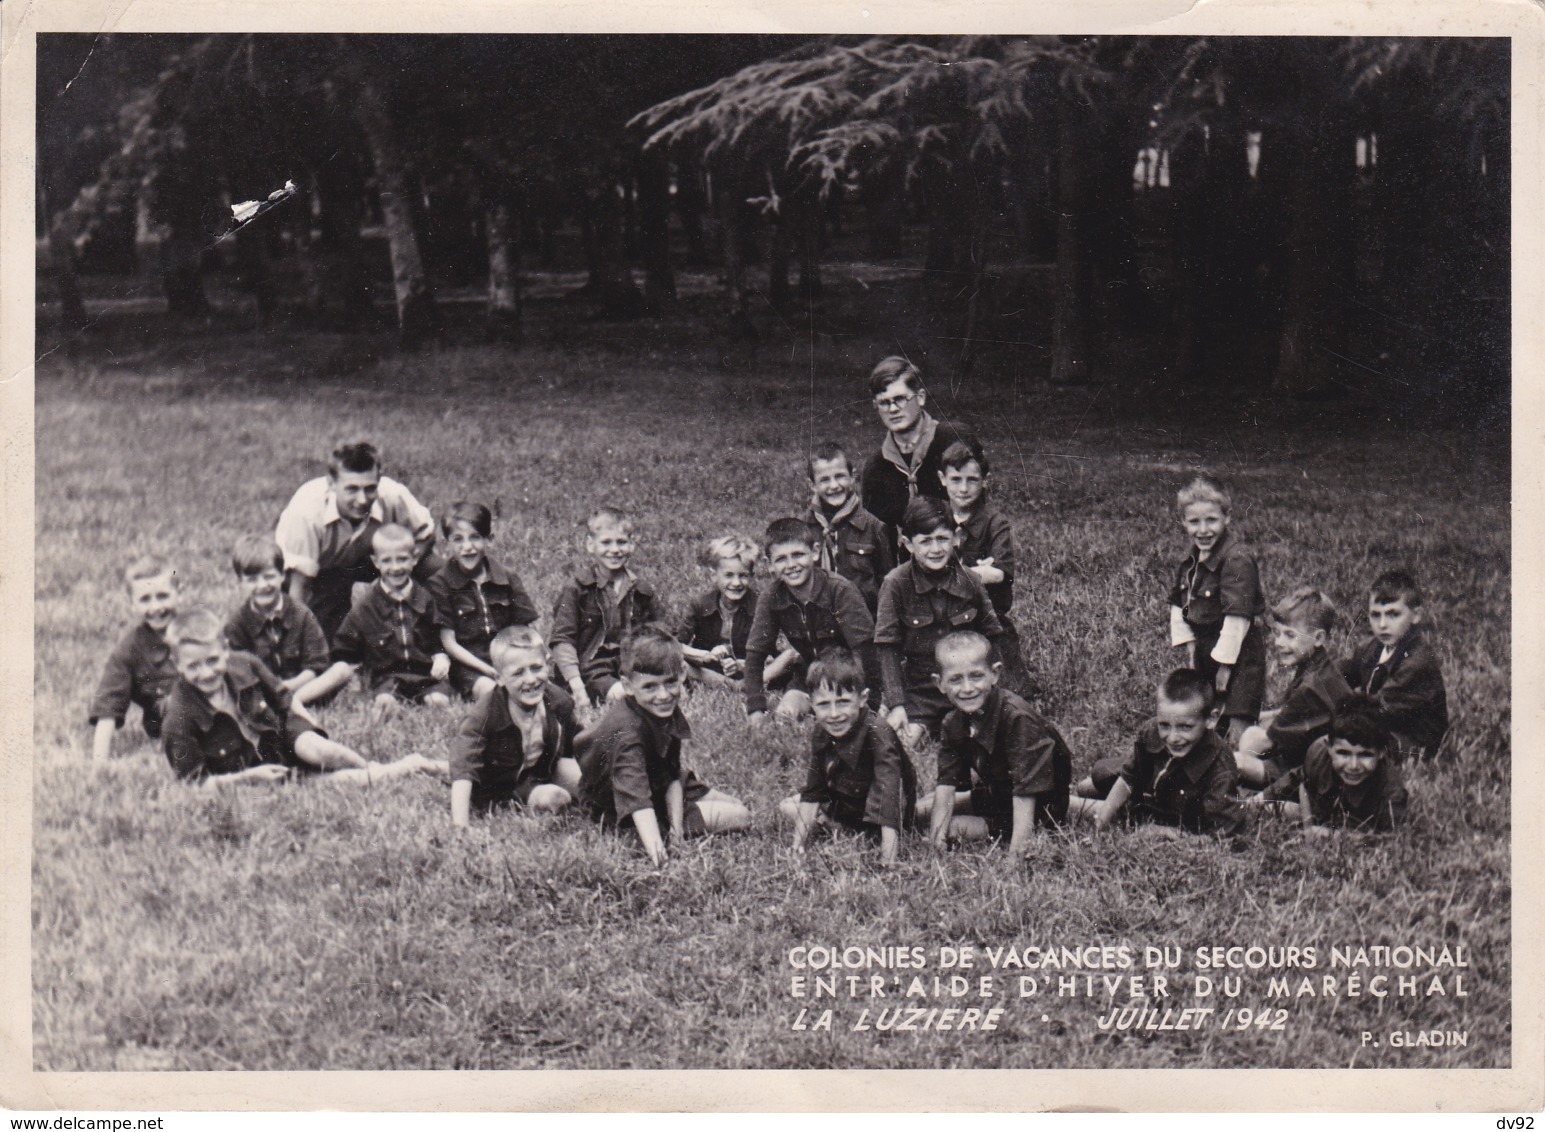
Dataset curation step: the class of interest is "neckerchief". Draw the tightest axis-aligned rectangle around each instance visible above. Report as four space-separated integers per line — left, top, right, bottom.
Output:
879 413 938 497
810 491 861 574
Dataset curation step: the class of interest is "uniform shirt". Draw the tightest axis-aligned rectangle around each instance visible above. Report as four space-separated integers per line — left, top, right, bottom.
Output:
87 622 178 734
1119 721 1245 836
576 696 703 826
805 499 895 613
223 597 330 681
860 416 981 537
742 567 880 714
274 474 434 580
332 580 447 678
952 498 1015 616
800 706 913 831
427 556 539 663
937 688 1072 826
1169 529 1265 634
449 681 577 800
1263 736 1409 831
1266 648 1354 771
549 564 662 689
874 560 1003 709
675 586 759 659
161 651 299 781
1340 627 1449 758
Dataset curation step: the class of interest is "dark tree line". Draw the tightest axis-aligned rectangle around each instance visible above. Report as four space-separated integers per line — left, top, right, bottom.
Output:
37 34 1507 401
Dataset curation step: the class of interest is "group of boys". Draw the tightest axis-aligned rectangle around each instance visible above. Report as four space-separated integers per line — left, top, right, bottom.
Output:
89 424 1448 866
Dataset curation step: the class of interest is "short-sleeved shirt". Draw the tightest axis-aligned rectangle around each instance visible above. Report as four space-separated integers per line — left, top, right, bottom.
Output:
742 568 879 714
937 688 1071 829
675 586 758 661
449 682 577 806
223 597 330 682
1118 721 1245 836
160 651 311 781
575 697 708 828
953 499 1015 616
87 622 178 735
1169 530 1265 633
800 707 915 832
1263 736 1409 831
874 561 1003 710
1266 649 1354 772
1341 627 1449 759
427 556 539 663
274 475 434 580
549 563 662 691
860 416 981 538
806 501 894 613
332 580 447 679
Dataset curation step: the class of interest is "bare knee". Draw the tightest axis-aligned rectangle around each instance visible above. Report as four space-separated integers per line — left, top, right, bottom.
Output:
777 794 802 820
526 784 573 812
471 677 497 700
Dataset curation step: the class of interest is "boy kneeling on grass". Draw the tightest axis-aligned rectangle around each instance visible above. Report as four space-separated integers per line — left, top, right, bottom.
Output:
920 631 1072 855
160 609 444 786
780 648 917 867
1069 669 1245 839
576 625 751 866
450 626 583 827
1247 693 1409 833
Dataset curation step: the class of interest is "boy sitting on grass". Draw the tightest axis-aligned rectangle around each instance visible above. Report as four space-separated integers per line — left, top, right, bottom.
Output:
804 441 894 614
780 649 916 867
450 626 582 827
1069 669 1245 839
160 609 443 786
875 497 1004 748
1249 694 1409 832
676 534 793 689
743 517 881 726
223 535 330 696
298 524 454 713
89 557 182 761
920 631 1071 855
576 625 751 866
1234 587 1353 788
1341 569 1449 760
428 501 540 702
551 506 663 707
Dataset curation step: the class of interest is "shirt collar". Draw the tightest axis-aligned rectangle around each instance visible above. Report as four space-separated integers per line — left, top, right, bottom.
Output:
373 578 428 612
1168 729 1230 783
321 489 386 529
444 556 510 589
249 595 286 624
911 560 971 597
575 561 646 594
176 658 265 734
880 413 938 474
1195 528 1236 570
769 567 831 609
624 695 692 742
814 706 874 767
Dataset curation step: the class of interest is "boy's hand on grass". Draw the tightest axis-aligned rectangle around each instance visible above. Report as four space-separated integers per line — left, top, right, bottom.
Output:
241 764 292 784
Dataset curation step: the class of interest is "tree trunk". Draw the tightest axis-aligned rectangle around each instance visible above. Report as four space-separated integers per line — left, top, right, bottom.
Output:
797 198 823 300
150 155 210 318
955 209 991 378
308 147 374 330
48 211 89 335
346 47 442 348
636 147 675 312
675 161 710 265
1050 93 1096 385
586 170 643 319
768 207 792 310
485 195 523 343
715 172 755 339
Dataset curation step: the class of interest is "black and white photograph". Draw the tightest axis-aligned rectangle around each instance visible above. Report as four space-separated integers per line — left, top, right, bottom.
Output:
4 0 1540 1112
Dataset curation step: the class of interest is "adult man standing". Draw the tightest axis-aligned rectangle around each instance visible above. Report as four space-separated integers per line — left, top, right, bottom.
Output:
275 440 439 642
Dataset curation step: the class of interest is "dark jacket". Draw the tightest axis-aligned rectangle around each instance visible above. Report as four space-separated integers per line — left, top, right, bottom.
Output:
550 563 661 695
88 622 178 737
953 500 1015 616
874 561 1003 716
427 556 539 663
332 580 447 679
937 688 1071 828
223 598 330 682
805 502 894 613
1263 735 1409 831
1340 627 1449 759
743 568 879 714
675 586 759 662
576 697 705 827
449 681 577 804
860 417 981 543
161 651 300 781
1267 648 1354 772
1119 722 1245 836
801 707 916 831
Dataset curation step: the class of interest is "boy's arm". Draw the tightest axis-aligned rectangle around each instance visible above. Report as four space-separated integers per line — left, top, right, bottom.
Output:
1008 796 1037 855
863 726 906 834
630 807 668 866
763 647 799 684
285 609 331 692
833 578 883 709
872 519 896 578
439 628 498 679
448 696 490 795
451 779 473 828
505 569 541 626
664 778 685 847
549 585 586 697
878 825 899 867
928 785 956 848
1096 777 1133 828
742 597 779 715
872 580 906 712
1265 679 1338 768
90 718 117 761
988 513 1015 583
792 801 821 852
295 661 357 705
1168 605 1196 648
86 638 136 734
1196 750 1247 837
930 730 966 846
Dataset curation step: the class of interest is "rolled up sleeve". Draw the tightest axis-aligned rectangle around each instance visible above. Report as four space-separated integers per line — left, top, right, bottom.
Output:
449 698 491 784
275 487 323 578
609 733 656 820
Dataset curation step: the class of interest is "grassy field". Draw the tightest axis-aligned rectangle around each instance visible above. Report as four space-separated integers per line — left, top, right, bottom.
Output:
31 303 1510 1071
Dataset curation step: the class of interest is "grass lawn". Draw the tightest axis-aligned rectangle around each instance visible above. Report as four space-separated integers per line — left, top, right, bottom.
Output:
31 307 1510 1071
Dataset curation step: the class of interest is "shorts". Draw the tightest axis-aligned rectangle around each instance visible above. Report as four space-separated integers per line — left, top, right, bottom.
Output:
449 662 494 699
1191 619 1266 722
260 717 328 777
968 779 1068 838
369 670 454 703
603 776 713 837
471 774 553 813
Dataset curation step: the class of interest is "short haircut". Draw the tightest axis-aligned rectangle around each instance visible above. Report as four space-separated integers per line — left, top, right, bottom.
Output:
370 522 416 556
899 496 953 539
621 623 684 678
489 624 547 667
807 440 852 479
1271 586 1338 634
868 355 925 398
328 440 381 478
806 647 866 695
1176 474 1231 515
935 630 992 669
703 533 760 571
587 506 634 537
167 608 224 649
939 439 988 476
231 534 284 577
124 556 176 590
1159 668 1216 714
1370 569 1423 609
1327 693 1392 753
442 501 493 539
764 516 818 552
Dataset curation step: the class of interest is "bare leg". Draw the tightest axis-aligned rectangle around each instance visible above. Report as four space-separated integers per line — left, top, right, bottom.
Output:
946 815 993 840
470 676 498 700
915 789 971 822
525 784 573 812
696 790 751 833
1066 795 1102 822
321 754 443 786
423 692 452 709
777 793 802 821
553 757 582 796
773 689 811 723
293 732 369 771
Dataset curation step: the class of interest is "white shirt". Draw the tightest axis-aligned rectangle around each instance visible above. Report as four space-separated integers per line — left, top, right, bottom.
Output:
274 475 434 578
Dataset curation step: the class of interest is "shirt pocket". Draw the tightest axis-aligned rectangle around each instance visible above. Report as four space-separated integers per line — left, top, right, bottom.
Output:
948 607 977 628
841 541 876 575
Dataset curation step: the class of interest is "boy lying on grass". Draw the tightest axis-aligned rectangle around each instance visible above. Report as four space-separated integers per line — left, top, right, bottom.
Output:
780 648 916 867
450 626 583 826
576 625 750 866
1069 668 1245 839
160 609 444 786
88 557 182 760
919 631 1071 855
1247 693 1409 833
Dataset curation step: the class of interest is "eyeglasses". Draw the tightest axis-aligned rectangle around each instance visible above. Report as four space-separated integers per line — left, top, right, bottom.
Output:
874 393 916 411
